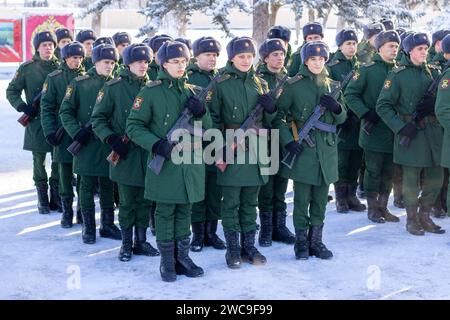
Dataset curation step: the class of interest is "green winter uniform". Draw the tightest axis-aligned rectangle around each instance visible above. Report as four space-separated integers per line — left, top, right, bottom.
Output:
345 53 396 195
376 55 443 208
357 41 376 65
431 52 447 70
126 70 212 242
427 46 437 64
82 56 94 72
6 54 60 185
274 65 347 230
147 60 159 81
288 42 306 77
285 43 293 68
92 67 151 229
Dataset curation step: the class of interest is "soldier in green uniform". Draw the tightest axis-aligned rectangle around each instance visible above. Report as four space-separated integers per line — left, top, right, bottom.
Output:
429 30 450 69
288 22 324 77
126 40 211 282
345 30 402 223
209 36 276 268
327 29 366 214
60 44 122 244
357 22 384 65
376 33 445 236
76 29 97 72
41 42 85 227
267 25 292 68
435 35 450 217
255 38 295 247
145 34 173 81
274 41 347 260
7 31 60 215
54 28 73 60
186 36 226 252
92 43 159 261
93 37 121 77
112 32 131 64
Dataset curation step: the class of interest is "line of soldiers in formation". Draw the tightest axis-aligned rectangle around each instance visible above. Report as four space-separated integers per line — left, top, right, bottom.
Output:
6 18 450 282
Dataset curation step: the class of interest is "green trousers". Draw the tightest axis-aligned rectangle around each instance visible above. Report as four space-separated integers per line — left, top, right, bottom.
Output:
258 174 288 213
117 183 150 229
363 150 394 196
155 203 191 242
191 170 222 223
59 162 74 198
337 148 363 186
221 186 259 233
32 151 58 185
293 180 329 230
79 175 114 212
402 165 443 208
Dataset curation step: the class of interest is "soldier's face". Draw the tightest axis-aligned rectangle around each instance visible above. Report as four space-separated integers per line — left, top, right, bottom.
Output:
196 52 218 72
306 34 322 42
83 40 95 57
340 40 357 58
164 58 188 78
58 38 72 49
379 42 399 62
368 35 378 47
129 60 149 78
231 53 254 72
65 56 83 70
117 43 130 56
38 41 55 60
444 53 450 61
95 59 115 77
435 40 443 53
264 50 285 71
305 56 326 75
409 45 428 65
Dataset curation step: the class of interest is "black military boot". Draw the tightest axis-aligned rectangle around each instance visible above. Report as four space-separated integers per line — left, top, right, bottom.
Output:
204 220 226 250
367 193 385 223
133 227 160 256
258 212 273 247
393 182 405 208
432 190 446 218
335 183 350 213
36 182 50 214
190 221 205 252
49 180 62 212
347 184 367 212
378 194 399 222
309 224 333 259
76 197 82 224
60 197 74 228
81 209 96 244
272 210 295 244
406 206 425 236
99 208 122 240
357 173 366 199
118 228 133 262
224 231 241 269
294 229 309 260
113 182 120 208
241 230 267 265
419 205 445 234
157 241 176 282
175 238 204 278
149 204 156 236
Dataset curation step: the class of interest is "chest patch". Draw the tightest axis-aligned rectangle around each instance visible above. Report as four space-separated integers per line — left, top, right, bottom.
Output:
96 90 104 104
42 82 48 94
64 86 73 100
132 97 144 110
352 72 360 81
383 80 392 90
441 79 449 90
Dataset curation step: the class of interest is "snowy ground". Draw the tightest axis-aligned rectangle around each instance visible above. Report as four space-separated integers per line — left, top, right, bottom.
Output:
2 36 450 299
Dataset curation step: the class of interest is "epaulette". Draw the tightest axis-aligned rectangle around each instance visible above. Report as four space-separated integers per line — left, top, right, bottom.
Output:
146 80 162 88
255 75 268 86
106 77 122 86
216 74 231 83
75 74 90 82
393 65 406 73
48 69 63 78
361 61 375 68
327 59 341 67
287 74 303 84
21 60 34 68
428 64 440 71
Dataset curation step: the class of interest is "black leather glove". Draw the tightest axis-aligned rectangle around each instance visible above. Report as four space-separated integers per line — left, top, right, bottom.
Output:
338 118 352 133
320 94 342 114
285 141 302 155
152 139 174 159
186 96 206 118
74 127 91 145
45 133 59 147
362 109 380 124
19 103 38 117
399 122 417 139
415 95 435 119
258 94 277 114
107 134 129 158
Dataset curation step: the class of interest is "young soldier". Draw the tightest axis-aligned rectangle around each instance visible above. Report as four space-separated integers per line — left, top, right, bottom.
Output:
126 41 211 282
209 36 276 268
428 30 450 65
112 31 131 64
376 33 445 236
41 42 85 227
92 43 159 261
328 28 366 214
187 36 226 252
256 38 295 247
75 29 97 71
345 30 402 223
145 34 173 81
274 41 347 260
60 44 122 244
6 31 60 215
267 25 292 68
54 28 73 60
357 22 384 65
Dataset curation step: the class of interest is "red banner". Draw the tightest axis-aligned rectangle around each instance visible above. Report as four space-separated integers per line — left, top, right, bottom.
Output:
0 19 23 62
25 14 74 60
